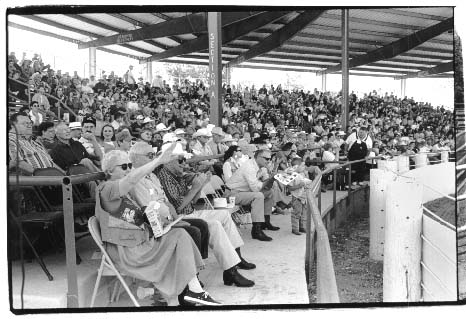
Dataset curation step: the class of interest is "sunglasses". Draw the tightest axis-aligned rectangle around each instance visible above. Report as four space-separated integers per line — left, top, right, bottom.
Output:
261 156 272 161
178 158 186 164
145 152 156 160
116 163 133 170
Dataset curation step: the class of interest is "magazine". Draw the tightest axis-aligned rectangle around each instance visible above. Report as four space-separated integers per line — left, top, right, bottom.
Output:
274 171 299 186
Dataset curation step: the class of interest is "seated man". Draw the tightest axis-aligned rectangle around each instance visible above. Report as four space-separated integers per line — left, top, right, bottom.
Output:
154 147 256 288
8 112 63 174
226 149 279 241
79 115 104 161
50 122 101 173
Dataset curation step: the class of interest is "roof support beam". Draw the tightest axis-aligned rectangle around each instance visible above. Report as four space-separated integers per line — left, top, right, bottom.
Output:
109 13 182 45
401 61 453 79
78 12 260 49
324 17 453 74
227 10 325 67
8 21 142 61
23 15 154 56
141 11 290 63
65 14 168 50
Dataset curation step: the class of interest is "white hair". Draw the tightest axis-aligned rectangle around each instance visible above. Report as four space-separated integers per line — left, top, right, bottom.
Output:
128 141 153 163
102 150 129 173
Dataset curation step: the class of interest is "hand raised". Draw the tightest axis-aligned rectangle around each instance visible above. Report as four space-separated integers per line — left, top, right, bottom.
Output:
156 142 177 165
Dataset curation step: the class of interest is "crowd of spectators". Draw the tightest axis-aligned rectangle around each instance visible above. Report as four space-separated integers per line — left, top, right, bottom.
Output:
7 51 455 306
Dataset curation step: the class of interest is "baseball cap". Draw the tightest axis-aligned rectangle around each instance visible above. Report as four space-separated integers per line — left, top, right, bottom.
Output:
136 115 144 120
155 123 169 132
143 117 154 124
69 122 82 130
81 116 96 126
162 132 180 144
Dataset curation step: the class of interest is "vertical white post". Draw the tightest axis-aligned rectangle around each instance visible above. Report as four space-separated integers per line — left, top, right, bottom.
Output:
146 61 153 84
401 78 406 98
377 159 397 173
321 72 327 92
414 153 428 168
369 169 392 261
397 155 410 174
383 179 422 302
441 151 449 163
89 47 96 77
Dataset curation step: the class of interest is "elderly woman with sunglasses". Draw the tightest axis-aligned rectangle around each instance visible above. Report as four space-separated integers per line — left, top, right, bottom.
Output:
96 144 220 306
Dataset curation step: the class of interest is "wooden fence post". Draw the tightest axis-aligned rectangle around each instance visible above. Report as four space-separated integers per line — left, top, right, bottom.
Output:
369 169 392 261
383 178 423 302
397 155 410 174
414 153 428 168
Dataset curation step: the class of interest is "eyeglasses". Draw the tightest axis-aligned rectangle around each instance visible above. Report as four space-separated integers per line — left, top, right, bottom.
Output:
261 156 272 161
116 163 133 170
145 152 156 160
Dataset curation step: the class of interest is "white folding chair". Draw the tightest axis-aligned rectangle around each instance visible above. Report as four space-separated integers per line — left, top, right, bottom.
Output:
88 216 140 307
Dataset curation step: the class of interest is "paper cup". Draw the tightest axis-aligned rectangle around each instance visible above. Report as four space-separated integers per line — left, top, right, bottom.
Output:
229 196 236 206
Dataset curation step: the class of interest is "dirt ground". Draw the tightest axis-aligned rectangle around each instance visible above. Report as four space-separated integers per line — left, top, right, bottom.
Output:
423 195 456 226
308 215 383 303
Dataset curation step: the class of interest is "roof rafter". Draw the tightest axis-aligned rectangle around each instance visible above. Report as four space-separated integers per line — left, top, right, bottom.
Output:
324 17 454 74
65 14 167 51
141 11 291 64
23 15 155 56
78 12 261 49
109 13 183 45
227 10 325 67
8 21 142 61
402 61 453 79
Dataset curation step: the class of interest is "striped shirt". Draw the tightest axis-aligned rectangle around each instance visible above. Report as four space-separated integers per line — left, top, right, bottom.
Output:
8 132 55 170
154 166 194 215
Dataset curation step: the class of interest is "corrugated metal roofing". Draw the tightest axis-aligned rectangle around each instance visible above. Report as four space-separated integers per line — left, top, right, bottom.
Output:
7 7 454 79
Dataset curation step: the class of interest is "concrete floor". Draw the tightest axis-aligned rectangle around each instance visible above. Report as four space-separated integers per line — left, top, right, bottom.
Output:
10 190 348 309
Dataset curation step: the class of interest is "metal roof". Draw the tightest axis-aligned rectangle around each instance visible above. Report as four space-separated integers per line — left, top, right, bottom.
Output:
8 7 454 79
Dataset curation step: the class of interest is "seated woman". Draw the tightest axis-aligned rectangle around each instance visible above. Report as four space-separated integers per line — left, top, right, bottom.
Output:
97 146 220 306
100 124 117 153
222 145 244 182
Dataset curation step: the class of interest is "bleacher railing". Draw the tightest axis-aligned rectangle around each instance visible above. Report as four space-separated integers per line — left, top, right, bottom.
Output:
8 77 78 119
8 172 105 308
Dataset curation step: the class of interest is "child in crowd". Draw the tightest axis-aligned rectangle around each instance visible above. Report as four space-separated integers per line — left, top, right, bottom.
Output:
286 156 321 235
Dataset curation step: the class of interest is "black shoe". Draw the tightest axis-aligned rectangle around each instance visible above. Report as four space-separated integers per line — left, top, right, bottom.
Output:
235 248 256 270
183 290 221 306
299 227 306 233
237 258 256 270
251 223 272 241
263 215 280 231
223 267 255 287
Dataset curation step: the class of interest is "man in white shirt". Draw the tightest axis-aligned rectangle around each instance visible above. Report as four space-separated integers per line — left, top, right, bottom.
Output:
226 149 278 241
78 116 104 160
345 126 372 151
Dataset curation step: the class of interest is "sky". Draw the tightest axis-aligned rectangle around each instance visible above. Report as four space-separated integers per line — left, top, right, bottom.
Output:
7 10 454 110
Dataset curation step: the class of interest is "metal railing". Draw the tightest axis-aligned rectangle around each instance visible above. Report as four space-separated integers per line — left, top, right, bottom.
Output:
8 172 105 308
8 77 78 119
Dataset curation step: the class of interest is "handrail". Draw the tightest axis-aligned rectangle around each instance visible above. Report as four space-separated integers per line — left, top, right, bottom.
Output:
305 175 339 303
8 171 105 308
8 172 105 186
8 77 78 119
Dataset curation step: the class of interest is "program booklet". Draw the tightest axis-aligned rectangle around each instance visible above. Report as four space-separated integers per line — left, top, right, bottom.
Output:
274 171 299 186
